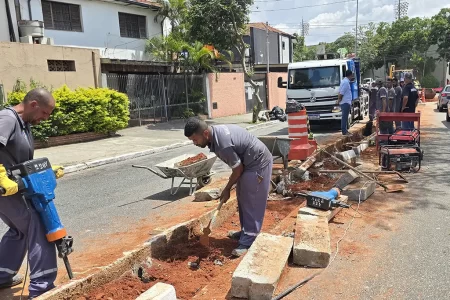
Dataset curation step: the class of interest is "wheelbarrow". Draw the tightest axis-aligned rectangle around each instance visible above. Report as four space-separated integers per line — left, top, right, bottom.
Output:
132 153 217 196
258 136 294 170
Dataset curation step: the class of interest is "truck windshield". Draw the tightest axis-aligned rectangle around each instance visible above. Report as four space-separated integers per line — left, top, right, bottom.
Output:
288 66 340 89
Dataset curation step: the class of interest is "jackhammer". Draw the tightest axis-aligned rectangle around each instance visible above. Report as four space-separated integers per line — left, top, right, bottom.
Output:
0 158 74 279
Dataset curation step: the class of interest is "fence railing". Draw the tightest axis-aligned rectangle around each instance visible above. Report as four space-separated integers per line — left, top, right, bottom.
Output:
106 73 208 124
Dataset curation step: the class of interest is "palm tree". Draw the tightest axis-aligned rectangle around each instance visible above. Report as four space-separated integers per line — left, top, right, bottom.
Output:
154 0 188 35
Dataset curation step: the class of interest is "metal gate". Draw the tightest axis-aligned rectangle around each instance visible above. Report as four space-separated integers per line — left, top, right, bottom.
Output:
244 73 268 113
106 73 208 124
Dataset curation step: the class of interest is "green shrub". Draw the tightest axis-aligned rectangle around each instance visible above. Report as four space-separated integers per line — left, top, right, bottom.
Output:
5 85 130 141
421 74 440 88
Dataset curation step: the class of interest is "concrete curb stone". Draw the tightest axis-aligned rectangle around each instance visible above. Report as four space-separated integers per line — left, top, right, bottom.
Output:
136 282 177 300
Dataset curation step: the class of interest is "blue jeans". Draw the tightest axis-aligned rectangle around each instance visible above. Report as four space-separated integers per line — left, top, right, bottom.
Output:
340 103 351 135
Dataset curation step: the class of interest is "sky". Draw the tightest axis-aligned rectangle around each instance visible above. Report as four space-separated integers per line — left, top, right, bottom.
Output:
249 0 450 45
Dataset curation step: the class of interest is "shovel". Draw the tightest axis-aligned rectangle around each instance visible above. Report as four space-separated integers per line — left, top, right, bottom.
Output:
200 196 226 247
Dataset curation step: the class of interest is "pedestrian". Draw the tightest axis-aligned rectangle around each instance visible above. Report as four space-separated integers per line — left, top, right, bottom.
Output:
392 77 403 129
336 70 354 136
362 81 378 121
0 88 62 299
400 77 405 88
375 78 394 134
184 118 272 257
401 72 419 129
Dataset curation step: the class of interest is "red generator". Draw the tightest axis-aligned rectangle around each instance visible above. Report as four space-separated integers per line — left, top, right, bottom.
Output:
389 129 420 146
380 145 424 173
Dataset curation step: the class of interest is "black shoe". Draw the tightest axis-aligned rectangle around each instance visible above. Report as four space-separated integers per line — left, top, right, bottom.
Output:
227 230 241 240
0 274 23 289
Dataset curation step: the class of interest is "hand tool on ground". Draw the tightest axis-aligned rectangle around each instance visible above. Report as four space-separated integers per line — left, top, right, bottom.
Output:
295 188 350 211
316 145 402 192
316 170 408 183
0 158 74 279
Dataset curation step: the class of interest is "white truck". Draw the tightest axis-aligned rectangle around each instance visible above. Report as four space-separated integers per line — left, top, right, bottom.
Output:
278 58 368 128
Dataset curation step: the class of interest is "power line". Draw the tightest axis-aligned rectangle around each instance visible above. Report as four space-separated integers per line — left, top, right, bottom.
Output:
251 0 356 12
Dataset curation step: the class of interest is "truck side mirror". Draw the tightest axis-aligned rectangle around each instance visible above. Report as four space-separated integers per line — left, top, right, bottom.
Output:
278 77 287 88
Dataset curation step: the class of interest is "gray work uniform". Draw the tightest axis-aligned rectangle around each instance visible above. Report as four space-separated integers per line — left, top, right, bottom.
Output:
376 87 394 134
0 108 57 297
208 125 273 247
393 85 403 128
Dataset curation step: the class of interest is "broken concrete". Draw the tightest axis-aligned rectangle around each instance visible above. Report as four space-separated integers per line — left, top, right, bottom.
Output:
336 149 357 165
342 181 376 202
136 282 177 300
231 233 293 300
193 188 221 202
293 214 331 268
292 156 316 180
334 170 359 189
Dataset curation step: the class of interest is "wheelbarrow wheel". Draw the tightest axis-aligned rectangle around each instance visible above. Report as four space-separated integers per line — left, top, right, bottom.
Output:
197 175 212 187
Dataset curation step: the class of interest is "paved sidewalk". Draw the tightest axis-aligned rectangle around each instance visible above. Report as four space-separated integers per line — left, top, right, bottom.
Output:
35 113 278 167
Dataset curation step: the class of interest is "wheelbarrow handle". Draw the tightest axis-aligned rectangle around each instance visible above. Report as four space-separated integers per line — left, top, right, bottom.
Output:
132 165 169 179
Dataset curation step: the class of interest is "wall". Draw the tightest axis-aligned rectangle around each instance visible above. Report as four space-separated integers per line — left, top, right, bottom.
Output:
0 42 101 92
20 0 162 60
208 73 246 118
251 27 279 65
267 72 287 109
0 0 19 42
279 35 290 64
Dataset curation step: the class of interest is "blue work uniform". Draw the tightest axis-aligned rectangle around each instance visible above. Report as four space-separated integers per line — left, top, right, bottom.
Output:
208 125 273 247
0 108 57 297
339 77 352 135
401 83 419 129
394 85 403 128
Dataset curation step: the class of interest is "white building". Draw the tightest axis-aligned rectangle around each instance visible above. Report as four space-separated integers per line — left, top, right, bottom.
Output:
0 0 168 60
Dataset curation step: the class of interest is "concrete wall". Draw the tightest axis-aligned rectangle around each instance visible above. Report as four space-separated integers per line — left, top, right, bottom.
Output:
208 73 246 118
267 72 287 109
15 0 163 60
0 42 101 92
279 35 290 64
0 0 19 42
252 27 279 65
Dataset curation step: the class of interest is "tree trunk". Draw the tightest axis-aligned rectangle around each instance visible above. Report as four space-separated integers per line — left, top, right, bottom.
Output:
251 84 263 123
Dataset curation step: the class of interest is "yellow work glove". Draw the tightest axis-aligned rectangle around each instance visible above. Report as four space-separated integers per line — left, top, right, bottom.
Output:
0 164 18 196
52 165 65 179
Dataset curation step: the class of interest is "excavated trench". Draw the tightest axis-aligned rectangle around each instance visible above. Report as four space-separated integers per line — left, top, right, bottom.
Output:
44 126 371 300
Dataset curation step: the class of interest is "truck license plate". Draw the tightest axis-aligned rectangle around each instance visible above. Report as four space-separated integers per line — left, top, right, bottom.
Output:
308 114 320 120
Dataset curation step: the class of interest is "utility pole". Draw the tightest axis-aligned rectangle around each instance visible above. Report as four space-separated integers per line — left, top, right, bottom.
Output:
266 21 270 74
398 0 401 20
355 0 359 56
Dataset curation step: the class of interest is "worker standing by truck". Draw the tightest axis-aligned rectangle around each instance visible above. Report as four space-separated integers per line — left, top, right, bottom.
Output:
0 88 63 299
184 118 273 257
376 78 394 134
336 70 354 136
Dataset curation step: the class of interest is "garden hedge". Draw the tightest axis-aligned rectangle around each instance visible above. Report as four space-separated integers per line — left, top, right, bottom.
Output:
4 85 130 141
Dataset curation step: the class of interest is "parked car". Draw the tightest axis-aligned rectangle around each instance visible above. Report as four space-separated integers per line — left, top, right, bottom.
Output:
447 104 450 122
437 85 450 112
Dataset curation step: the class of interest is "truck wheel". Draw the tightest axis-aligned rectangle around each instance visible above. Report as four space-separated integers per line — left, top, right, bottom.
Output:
357 104 364 120
347 110 353 130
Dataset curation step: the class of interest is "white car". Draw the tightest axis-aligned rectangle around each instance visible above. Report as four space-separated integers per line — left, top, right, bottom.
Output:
362 78 374 88
438 85 450 112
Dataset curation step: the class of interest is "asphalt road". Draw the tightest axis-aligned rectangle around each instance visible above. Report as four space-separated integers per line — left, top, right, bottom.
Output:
358 108 450 299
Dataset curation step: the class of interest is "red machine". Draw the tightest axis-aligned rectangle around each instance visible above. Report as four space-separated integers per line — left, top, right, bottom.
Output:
376 112 424 173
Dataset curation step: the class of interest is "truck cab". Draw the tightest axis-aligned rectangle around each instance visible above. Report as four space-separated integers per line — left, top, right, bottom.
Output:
278 58 367 126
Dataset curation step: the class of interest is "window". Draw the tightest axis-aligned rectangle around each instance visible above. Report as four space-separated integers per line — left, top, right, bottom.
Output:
282 41 286 50
288 66 340 89
47 60 76 72
118 12 147 38
42 0 82 31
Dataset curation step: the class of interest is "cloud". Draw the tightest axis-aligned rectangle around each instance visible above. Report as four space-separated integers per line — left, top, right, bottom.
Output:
251 0 450 45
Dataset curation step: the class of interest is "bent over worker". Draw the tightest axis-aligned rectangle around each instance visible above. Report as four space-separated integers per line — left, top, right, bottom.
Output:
0 88 62 299
184 118 272 257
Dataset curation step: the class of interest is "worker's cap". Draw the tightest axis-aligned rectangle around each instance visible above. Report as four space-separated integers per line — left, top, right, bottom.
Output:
400 77 405 82
404 72 413 80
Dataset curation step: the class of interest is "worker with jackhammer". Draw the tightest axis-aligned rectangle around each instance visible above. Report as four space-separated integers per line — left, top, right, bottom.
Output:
184 117 272 257
0 88 63 299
